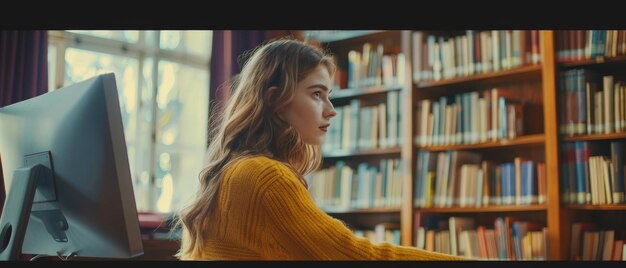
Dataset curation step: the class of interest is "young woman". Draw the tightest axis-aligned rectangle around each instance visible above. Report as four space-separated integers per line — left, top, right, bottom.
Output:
176 37 469 260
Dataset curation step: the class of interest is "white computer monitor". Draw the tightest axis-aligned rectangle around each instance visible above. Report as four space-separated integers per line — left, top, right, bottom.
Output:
0 73 143 260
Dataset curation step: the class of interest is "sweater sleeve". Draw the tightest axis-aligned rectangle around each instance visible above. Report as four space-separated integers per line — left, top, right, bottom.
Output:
260 164 470 260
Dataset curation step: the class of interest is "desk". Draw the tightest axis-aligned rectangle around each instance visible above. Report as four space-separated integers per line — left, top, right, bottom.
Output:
135 212 180 260
133 239 180 260
26 239 180 261
21 212 181 261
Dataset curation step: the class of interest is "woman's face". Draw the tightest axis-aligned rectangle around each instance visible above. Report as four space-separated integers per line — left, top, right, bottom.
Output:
280 64 337 146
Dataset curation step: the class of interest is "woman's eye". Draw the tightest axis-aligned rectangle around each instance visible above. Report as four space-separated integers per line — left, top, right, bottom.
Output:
313 92 321 98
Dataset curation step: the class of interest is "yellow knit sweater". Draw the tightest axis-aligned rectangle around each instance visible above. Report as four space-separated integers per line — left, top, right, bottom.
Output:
180 156 468 260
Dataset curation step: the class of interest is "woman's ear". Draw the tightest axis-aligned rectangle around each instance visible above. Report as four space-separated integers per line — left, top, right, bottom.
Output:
265 86 279 108
266 86 287 121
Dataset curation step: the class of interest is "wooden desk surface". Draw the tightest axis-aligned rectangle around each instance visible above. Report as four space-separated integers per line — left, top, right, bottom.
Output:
24 239 181 261
133 239 180 260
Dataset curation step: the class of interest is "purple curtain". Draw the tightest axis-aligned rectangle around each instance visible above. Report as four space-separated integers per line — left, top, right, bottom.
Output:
0 31 48 107
0 30 48 215
208 30 265 134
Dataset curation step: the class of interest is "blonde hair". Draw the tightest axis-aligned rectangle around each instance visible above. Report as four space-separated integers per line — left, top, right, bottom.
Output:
176 37 336 258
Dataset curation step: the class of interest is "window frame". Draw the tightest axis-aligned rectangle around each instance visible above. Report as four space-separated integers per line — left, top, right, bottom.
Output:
47 30 211 213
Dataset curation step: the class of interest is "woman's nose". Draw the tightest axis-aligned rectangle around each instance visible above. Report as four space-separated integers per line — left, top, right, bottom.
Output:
324 103 337 119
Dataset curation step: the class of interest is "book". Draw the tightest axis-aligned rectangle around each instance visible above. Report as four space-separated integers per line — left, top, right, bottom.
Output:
611 141 625 203
448 216 475 256
613 240 624 260
571 222 597 260
447 151 482 207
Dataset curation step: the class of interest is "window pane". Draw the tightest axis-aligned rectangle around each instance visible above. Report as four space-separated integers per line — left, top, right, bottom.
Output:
160 30 212 60
47 44 56 92
133 58 157 212
153 60 208 213
64 47 142 208
155 61 208 148
67 30 139 43
64 48 139 144
153 150 204 213
134 168 152 213
144 31 159 47
56 30 212 214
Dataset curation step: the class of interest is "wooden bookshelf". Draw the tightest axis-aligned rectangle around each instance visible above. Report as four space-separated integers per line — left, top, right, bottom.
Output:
304 30 626 260
416 64 542 90
330 85 402 101
541 31 567 261
307 30 410 248
554 30 626 260
561 132 626 142
416 204 547 213
303 30 384 43
409 30 561 260
323 207 401 214
558 55 626 69
322 147 401 159
567 204 626 211
417 134 545 151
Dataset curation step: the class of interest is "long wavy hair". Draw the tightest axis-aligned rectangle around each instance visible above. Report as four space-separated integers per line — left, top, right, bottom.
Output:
176 37 336 258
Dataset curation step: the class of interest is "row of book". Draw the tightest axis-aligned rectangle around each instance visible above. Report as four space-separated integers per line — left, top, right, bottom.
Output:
322 91 403 153
414 150 546 208
342 42 406 89
571 222 626 260
559 70 626 136
556 30 626 63
411 30 541 84
415 216 547 260
353 223 401 246
414 88 524 147
560 141 626 205
306 159 403 210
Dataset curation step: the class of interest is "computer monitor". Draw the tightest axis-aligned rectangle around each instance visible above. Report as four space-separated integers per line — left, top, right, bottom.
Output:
0 73 143 260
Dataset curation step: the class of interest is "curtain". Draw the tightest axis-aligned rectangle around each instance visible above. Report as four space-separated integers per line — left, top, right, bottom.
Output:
0 30 48 215
207 30 266 137
0 31 48 107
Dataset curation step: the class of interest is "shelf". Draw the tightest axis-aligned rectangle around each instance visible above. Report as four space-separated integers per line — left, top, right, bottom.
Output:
566 204 626 211
558 55 626 69
303 30 384 43
330 84 402 101
415 134 545 152
415 64 542 90
322 207 401 215
561 132 626 142
416 204 548 213
311 30 587 259
322 147 401 159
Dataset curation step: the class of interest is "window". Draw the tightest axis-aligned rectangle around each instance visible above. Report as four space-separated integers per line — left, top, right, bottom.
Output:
47 30 212 214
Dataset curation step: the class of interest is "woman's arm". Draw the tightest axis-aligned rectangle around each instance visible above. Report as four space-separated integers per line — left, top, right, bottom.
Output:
260 165 471 260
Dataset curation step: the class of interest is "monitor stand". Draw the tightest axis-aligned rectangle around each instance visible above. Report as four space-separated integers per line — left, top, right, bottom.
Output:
0 163 43 260
0 151 67 261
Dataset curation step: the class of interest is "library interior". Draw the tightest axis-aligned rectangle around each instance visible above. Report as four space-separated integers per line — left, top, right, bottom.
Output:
0 30 625 261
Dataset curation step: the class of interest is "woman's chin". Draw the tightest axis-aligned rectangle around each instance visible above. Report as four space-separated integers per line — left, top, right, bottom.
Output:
303 138 323 146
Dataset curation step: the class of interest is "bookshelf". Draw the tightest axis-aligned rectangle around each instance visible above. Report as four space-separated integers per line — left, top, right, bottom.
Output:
555 30 626 261
409 30 557 261
303 30 626 260
304 30 409 247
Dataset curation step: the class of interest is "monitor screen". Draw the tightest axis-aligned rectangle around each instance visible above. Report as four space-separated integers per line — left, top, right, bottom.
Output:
0 73 143 259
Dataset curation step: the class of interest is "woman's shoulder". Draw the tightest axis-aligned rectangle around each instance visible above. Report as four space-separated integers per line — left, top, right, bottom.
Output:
225 155 310 199
232 155 281 169
226 155 293 180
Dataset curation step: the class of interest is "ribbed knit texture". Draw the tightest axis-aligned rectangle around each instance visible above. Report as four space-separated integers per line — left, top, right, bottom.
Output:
180 156 469 260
